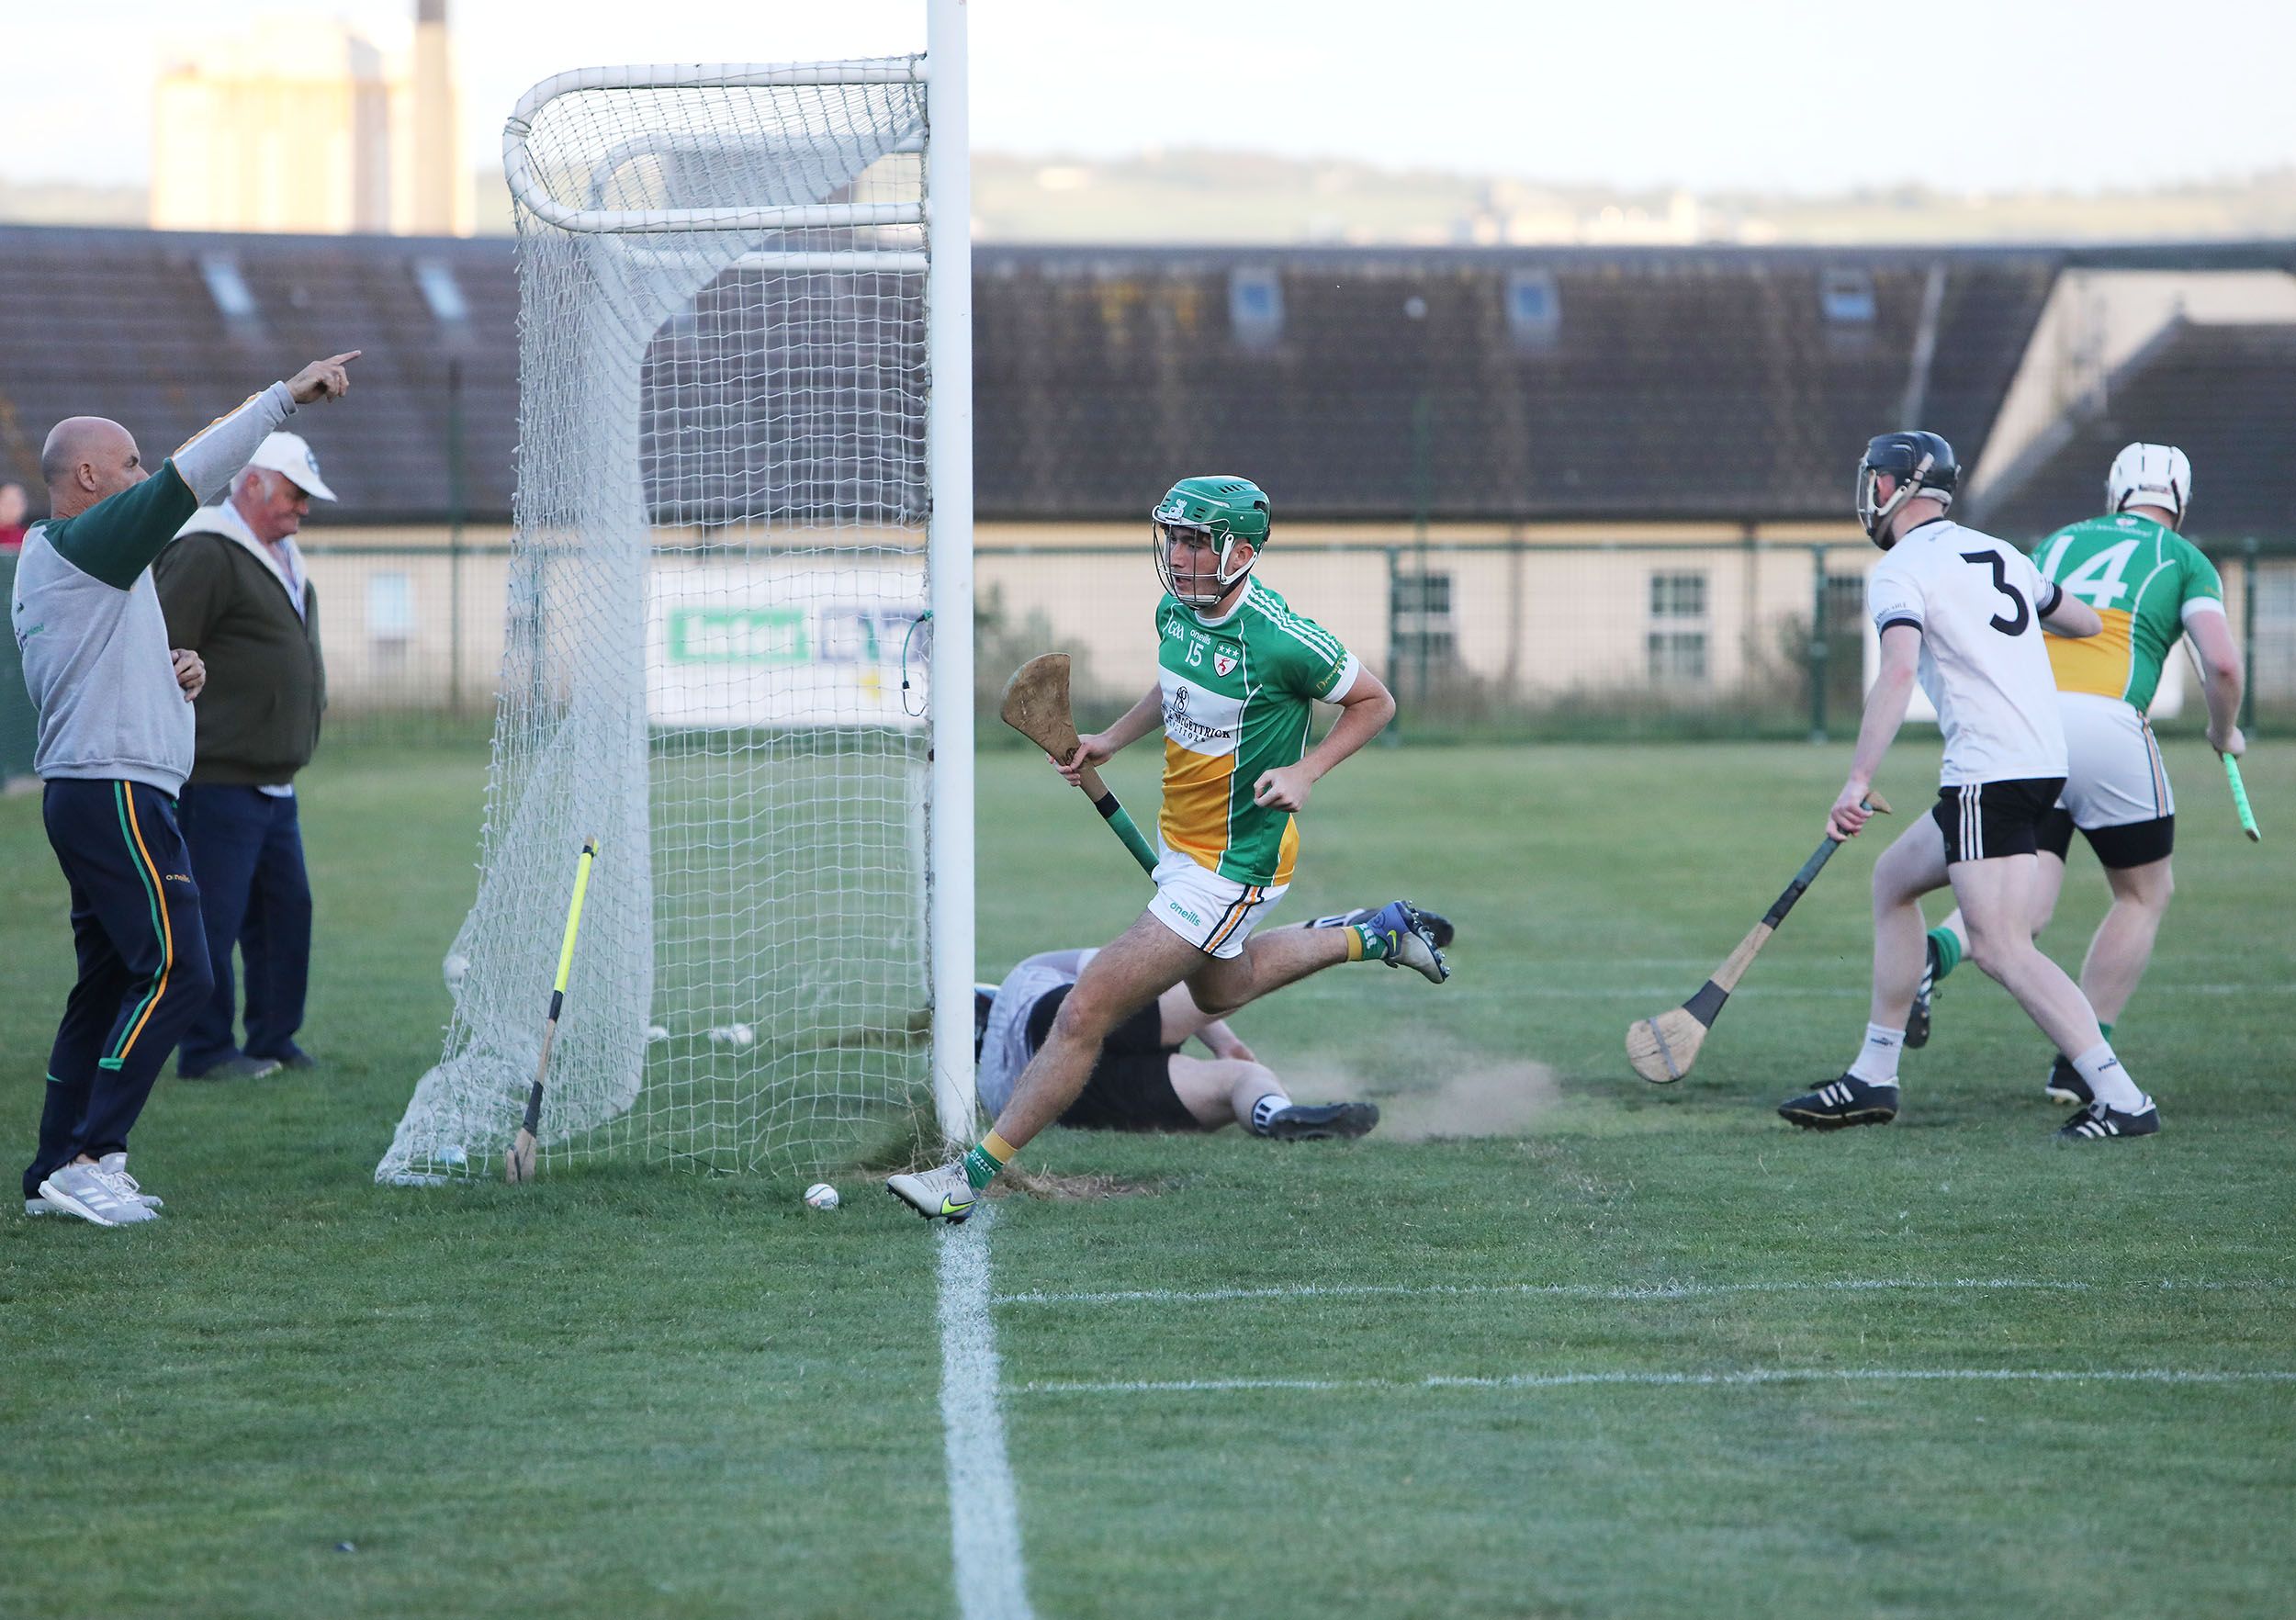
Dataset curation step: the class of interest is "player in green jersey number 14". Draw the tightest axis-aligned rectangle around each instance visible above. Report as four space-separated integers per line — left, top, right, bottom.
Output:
891 477 1450 1222
1912 444 2247 1111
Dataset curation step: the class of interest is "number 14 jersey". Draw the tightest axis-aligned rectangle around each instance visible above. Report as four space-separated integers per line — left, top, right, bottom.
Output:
2032 512 2223 714
1865 518 2068 786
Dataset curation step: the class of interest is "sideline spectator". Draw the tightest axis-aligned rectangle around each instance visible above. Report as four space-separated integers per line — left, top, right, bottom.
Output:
0 481 28 550
156 433 333 1082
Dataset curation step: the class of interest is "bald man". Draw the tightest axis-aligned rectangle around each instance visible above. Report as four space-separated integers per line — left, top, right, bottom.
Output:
12 354 358 1227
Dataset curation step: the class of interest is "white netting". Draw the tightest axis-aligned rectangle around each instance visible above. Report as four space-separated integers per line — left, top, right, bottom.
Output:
379 63 941 1183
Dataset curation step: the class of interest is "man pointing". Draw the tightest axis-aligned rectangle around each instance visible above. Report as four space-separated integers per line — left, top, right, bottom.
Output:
14 353 359 1226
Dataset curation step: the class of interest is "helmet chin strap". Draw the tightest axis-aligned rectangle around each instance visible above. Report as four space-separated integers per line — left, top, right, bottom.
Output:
1160 533 1257 608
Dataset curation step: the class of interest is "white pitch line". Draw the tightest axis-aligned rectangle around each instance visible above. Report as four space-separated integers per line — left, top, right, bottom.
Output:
1021 1367 2296 1397
996 1276 2099 1309
935 1206 1035 1620
1275 982 2295 1001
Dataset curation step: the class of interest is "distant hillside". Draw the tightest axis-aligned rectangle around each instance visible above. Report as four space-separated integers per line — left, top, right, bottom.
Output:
8 154 2294 245
972 151 2296 246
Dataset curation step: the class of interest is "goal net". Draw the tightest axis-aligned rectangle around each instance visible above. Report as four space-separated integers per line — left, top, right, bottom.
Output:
377 52 974 1185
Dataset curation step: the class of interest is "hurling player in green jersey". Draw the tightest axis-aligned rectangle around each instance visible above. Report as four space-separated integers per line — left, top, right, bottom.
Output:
891 477 1449 1223
1915 444 2246 1107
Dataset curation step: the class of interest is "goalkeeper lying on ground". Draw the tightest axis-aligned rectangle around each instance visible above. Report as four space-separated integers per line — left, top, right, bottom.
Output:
973 907 1455 1140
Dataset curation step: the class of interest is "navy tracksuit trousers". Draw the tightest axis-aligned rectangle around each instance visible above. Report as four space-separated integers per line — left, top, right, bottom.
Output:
176 783 312 1073
23 780 213 1200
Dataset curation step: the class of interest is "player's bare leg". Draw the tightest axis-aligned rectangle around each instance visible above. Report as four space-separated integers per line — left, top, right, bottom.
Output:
1165 1054 1270 1128
1916 853 2065 1044
992 913 1205 1149
1166 1055 1379 1141
2080 857 2172 1026
888 912 1203 1222
1869 816 1949 1031
1784 816 1945 1128
1951 853 2157 1136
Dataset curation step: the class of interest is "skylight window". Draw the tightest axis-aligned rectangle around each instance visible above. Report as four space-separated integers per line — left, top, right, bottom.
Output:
414 260 469 324
199 255 258 321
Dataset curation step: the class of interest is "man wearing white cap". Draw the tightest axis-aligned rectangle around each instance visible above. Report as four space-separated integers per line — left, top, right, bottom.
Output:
154 432 335 1081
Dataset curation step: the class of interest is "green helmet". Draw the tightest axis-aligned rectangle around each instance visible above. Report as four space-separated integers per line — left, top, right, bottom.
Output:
1152 476 1271 607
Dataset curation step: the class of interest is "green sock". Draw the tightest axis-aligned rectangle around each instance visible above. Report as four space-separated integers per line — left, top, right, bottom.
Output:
961 1130 1016 1191
1927 926 1964 980
1347 922 1391 962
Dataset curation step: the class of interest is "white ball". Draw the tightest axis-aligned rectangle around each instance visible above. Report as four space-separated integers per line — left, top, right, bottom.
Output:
706 1024 754 1048
803 1182 840 1210
442 951 470 990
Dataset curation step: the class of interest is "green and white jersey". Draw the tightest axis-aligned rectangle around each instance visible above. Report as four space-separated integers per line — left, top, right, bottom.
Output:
1155 579 1359 887
2032 513 2225 713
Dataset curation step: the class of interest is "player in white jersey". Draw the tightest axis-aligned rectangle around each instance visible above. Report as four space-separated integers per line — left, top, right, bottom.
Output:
1910 444 2246 1108
1778 432 2162 1142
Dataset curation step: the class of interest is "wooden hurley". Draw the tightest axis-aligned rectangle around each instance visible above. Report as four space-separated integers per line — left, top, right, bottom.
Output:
1626 793 1890 1085
506 835 599 1183
1000 654 1160 876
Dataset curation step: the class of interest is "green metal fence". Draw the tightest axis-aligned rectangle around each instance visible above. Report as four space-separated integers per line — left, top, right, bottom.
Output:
0 535 2286 767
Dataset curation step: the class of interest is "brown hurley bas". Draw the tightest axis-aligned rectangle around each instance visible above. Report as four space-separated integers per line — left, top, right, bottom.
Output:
1626 793 1890 1085
1000 654 1159 876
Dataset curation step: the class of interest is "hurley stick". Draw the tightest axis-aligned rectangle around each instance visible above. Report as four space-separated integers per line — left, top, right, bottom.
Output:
1626 793 1890 1085
1000 654 1159 876
2223 753 2260 842
507 835 600 1184
2181 634 2260 842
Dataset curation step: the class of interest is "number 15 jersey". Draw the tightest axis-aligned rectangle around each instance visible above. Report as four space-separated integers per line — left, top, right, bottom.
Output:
1865 518 2068 786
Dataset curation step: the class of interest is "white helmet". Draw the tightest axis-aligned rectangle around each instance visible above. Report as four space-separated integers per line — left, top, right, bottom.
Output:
2106 443 2191 529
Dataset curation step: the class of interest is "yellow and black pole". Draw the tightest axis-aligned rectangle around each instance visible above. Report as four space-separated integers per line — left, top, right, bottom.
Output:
507 836 599 1184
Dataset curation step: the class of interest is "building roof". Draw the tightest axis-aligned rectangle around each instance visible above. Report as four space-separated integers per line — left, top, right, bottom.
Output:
0 224 2287 529
973 244 2058 522
1977 321 2296 543
0 225 515 523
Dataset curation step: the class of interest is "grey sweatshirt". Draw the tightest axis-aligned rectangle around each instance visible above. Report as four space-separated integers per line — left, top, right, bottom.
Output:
10 383 298 794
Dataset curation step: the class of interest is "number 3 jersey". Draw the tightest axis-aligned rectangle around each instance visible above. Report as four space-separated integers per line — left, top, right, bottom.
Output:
2032 512 2224 714
1155 579 1360 887
1865 518 2068 785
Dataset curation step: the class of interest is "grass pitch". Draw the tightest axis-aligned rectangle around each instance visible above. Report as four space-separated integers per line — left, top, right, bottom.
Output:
2 738 2291 1618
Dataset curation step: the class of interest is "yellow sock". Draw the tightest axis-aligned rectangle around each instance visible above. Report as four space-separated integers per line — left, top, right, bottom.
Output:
962 1131 1018 1190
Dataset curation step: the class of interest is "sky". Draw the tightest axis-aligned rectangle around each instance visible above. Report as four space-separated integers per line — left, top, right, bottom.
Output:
15 0 2295 197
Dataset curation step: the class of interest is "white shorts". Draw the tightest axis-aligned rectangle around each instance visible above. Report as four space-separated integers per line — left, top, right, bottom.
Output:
1147 849 1289 959
2057 692 2174 830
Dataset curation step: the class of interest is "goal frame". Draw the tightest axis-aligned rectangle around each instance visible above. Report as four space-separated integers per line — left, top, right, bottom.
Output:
492 7 976 1148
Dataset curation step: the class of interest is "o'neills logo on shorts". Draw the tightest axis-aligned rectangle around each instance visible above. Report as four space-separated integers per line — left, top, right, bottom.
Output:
1165 898 1204 927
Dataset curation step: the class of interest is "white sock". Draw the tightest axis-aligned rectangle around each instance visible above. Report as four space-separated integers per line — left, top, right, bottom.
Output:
2071 1042 2146 1112
1847 1023 1904 1086
1248 1095 1289 1135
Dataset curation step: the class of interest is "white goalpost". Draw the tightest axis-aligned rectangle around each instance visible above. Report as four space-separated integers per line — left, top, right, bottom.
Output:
378 5 974 1184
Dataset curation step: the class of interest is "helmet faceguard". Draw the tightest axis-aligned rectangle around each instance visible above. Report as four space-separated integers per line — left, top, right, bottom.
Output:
1855 431 1960 549
2107 442 2191 530
1151 477 1271 610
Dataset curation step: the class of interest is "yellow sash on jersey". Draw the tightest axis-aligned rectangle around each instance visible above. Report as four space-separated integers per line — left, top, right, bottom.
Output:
2047 607 2135 701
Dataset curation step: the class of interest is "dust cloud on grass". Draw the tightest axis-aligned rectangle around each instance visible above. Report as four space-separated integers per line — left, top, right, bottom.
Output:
1288 1035 1563 1142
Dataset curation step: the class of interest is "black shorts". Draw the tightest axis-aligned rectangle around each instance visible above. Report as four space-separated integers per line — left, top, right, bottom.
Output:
1930 778 2067 864
1025 984 1201 1132
2035 806 2175 869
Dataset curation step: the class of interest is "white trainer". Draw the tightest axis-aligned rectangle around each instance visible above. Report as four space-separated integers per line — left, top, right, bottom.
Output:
886 1159 977 1223
38 1162 159 1226
97 1153 163 1209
